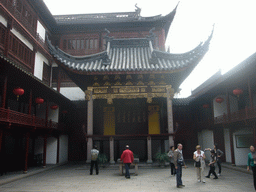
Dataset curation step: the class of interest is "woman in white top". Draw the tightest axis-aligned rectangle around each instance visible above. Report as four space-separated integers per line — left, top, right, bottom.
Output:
193 145 206 183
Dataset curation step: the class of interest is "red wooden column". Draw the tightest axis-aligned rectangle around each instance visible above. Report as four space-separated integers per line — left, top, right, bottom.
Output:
43 134 47 168
56 136 60 164
0 129 3 152
229 128 235 165
28 90 32 115
226 89 231 121
1 75 7 108
248 77 253 108
23 132 30 174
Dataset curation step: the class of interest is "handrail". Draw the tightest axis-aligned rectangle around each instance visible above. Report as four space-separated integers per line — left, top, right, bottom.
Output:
0 107 59 129
214 106 256 124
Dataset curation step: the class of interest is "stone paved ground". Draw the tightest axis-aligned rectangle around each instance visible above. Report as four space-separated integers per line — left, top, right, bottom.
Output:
0 162 254 192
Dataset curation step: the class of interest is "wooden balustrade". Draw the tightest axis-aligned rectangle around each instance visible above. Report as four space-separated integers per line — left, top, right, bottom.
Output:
0 107 59 129
214 106 256 124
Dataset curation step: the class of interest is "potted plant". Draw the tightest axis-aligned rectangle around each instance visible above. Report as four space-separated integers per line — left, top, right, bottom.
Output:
97 153 108 167
155 152 169 167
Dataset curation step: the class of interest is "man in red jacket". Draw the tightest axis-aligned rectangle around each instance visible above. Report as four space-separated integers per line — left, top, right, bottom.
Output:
120 145 134 179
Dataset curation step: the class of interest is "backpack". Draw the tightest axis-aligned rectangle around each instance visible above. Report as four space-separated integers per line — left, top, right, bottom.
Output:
91 149 99 160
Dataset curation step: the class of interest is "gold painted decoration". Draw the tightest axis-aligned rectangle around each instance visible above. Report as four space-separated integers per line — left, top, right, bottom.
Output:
125 81 133 86
93 82 100 87
126 75 132 80
159 80 166 85
94 76 98 81
138 74 143 79
137 81 144 86
94 88 108 94
148 80 155 86
103 75 109 80
114 75 121 80
152 87 166 93
148 105 160 134
103 107 115 135
104 81 111 86
114 81 122 86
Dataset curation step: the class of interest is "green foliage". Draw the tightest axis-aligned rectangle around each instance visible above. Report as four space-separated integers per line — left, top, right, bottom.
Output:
155 152 169 163
97 153 108 165
133 153 139 158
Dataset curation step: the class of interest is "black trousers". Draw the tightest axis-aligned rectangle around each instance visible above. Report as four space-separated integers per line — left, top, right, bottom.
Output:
90 160 99 175
170 162 176 175
252 166 256 190
207 165 218 178
217 159 221 174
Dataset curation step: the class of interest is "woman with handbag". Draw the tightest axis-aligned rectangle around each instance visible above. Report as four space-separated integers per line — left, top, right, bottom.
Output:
193 145 206 183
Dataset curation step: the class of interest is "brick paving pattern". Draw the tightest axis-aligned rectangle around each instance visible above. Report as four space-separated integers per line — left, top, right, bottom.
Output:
0 162 254 192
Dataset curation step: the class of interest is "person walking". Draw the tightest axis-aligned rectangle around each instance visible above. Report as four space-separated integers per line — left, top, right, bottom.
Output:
205 144 224 176
174 143 187 188
90 145 99 175
193 145 206 183
168 146 176 176
247 145 256 191
120 145 134 179
205 149 218 179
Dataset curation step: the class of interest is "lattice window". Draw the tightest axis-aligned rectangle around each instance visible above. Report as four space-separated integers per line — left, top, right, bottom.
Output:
43 62 51 86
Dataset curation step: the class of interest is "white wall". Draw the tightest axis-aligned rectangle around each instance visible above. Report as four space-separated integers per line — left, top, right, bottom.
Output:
46 137 58 164
11 28 33 50
213 95 227 117
0 14 7 27
199 129 214 162
37 21 46 41
233 128 253 166
60 87 85 101
224 128 231 163
59 135 69 163
34 52 49 80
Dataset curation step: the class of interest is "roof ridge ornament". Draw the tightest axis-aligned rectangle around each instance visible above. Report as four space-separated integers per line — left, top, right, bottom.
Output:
135 3 141 18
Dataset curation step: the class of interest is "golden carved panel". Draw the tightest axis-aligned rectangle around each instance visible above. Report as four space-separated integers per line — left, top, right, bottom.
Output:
119 87 140 93
94 88 108 94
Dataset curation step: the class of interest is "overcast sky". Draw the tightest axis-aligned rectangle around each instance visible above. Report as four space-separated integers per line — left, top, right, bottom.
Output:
43 0 256 98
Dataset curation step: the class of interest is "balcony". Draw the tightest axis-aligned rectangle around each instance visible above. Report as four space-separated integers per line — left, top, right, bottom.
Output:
214 106 256 124
0 107 59 129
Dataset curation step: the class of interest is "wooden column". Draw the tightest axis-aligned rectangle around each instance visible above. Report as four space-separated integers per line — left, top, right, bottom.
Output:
109 137 115 164
146 136 153 163
86 90 93 163
248 77 253 108
57 136 60 164
229 128 235 165
0 129 3 152
57 67 61 93
226 89 231 121
43 134 47 168
1 75 7 108
167 86 175 148
28 89 32 115
45 101 49 128
23 132 30 174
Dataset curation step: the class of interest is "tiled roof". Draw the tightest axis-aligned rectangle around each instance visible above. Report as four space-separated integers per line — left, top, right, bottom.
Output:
47 33 212 74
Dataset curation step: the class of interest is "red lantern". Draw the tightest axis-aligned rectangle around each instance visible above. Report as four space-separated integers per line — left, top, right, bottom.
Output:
233 89 243 97
215 97 224 103
13 87 24 101
35 97 44 104
203 104 209 108
50 105 58 110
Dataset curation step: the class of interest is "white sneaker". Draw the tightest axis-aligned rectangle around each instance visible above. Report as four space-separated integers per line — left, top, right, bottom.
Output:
217 173 221 176
198 180 201 183
202 180 205 183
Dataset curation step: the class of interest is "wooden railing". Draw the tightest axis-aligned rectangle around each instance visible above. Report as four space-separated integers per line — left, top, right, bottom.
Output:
0 107 58 129
214 106 256 124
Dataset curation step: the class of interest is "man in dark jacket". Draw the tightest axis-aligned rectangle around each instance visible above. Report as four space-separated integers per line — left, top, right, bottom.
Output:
174 143 187 188
120 145 134 179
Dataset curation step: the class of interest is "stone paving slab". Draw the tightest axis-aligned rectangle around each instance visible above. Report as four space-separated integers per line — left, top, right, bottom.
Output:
0 162 254 192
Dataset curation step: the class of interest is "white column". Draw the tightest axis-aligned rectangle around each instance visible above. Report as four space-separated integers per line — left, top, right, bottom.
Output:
167 86 175 148
86 90 93 163
147 136 153 163
109 137 115 164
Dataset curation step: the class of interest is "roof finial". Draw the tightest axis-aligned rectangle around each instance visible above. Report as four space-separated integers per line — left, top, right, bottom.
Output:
135 3 141 17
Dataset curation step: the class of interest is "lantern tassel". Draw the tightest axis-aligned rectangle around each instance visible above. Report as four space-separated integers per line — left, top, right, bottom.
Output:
17 95 19 101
